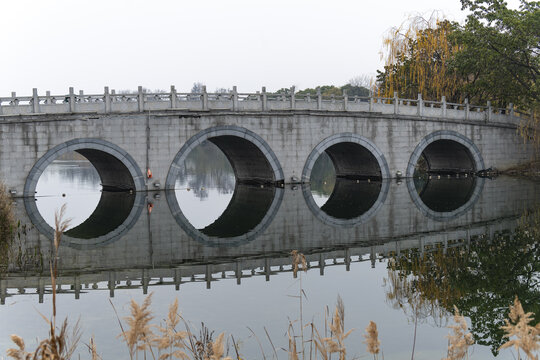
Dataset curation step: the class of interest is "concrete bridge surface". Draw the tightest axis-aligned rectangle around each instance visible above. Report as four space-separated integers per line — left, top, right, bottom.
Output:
0 86 533 197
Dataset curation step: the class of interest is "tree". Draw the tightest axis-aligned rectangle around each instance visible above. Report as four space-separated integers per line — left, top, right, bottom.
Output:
387 220 540 355
377 14 463 102
377 1 539 109
451 0 540 108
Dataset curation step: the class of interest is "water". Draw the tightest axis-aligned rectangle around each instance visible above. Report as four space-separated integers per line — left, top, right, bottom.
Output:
1 145 539 359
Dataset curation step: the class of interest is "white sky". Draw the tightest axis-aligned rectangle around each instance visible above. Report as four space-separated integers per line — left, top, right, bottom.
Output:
0 0 521 96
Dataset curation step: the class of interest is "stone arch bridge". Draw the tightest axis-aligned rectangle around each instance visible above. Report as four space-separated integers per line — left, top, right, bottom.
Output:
0 86 532 196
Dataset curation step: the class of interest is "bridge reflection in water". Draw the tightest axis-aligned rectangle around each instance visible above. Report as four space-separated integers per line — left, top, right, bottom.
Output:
2 173 539 305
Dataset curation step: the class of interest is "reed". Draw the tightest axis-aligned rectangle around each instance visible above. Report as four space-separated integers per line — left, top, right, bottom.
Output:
499 296 540 360
443 306 474 360
363 321 381 359
7 205 83 360
5 246 539 359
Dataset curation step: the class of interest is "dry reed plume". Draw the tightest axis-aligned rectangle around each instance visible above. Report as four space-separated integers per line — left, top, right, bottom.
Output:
363 321 381 359
313 297 353 360
290 250 307 277
116 293 234 360
120 293 155 358
7 205 83 360
499 296 540 360
153 298 189 360
442 306 474 360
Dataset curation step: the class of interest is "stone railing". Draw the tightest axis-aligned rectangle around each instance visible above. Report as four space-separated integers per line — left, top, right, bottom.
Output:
0 86 529 126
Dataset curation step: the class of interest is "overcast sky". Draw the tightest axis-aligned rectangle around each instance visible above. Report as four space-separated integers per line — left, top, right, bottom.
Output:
0 0 521 96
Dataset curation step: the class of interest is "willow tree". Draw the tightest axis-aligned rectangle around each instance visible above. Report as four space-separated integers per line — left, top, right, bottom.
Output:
377 15 463 102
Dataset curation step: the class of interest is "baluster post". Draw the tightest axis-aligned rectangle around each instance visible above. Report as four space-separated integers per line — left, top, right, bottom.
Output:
317 88 322 110
32 88 39 113
11 92 18 106
78 90 84 103
290 86 295 110
393 92 398 114
441 96 447 117
262 86 267 111
104 86 111 113
232 86 238 111
69 87 75 112
202 85 208 110
343 90 348 111
465 98 469 120
509 103 514 117
487 101 491 122
417 93 423 117
170 85 177 109
138 86 144 112
369 89 373 112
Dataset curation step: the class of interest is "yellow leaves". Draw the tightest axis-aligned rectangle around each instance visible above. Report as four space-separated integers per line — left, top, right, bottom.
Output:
380 13 461 101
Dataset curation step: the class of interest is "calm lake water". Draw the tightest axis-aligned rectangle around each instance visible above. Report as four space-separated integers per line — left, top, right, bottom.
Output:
1 142 539 359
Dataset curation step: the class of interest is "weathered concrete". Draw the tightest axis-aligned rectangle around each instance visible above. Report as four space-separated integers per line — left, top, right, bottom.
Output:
0 87 533 196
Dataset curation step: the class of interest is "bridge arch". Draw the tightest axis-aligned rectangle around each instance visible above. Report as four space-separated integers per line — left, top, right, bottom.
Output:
165 126 284 188
406 130 484 177
302 133 390 182
24 138 145 196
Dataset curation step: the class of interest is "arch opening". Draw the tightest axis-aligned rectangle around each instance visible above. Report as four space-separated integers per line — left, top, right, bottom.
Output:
325 142 382 180
419 140 476 175
75 149 135 191
408 131 484 179
169 136 283 246
166 126 284 190
305 144 389 226
406 131 485 221
302 133 390 183
207 136 275 185
24 140 144 247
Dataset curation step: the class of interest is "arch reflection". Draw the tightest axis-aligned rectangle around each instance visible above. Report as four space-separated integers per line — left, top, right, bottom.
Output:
303 178 389 227
24 191 145 249
407 176 485 221
167 184 283 247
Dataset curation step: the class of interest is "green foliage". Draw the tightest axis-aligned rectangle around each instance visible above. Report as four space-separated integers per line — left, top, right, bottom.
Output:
388 218 540 355
377 0 540 110
274 83 370 98
451 0 540 108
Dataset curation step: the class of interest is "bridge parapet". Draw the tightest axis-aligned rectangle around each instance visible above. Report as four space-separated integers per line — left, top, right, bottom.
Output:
0 86 527 126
